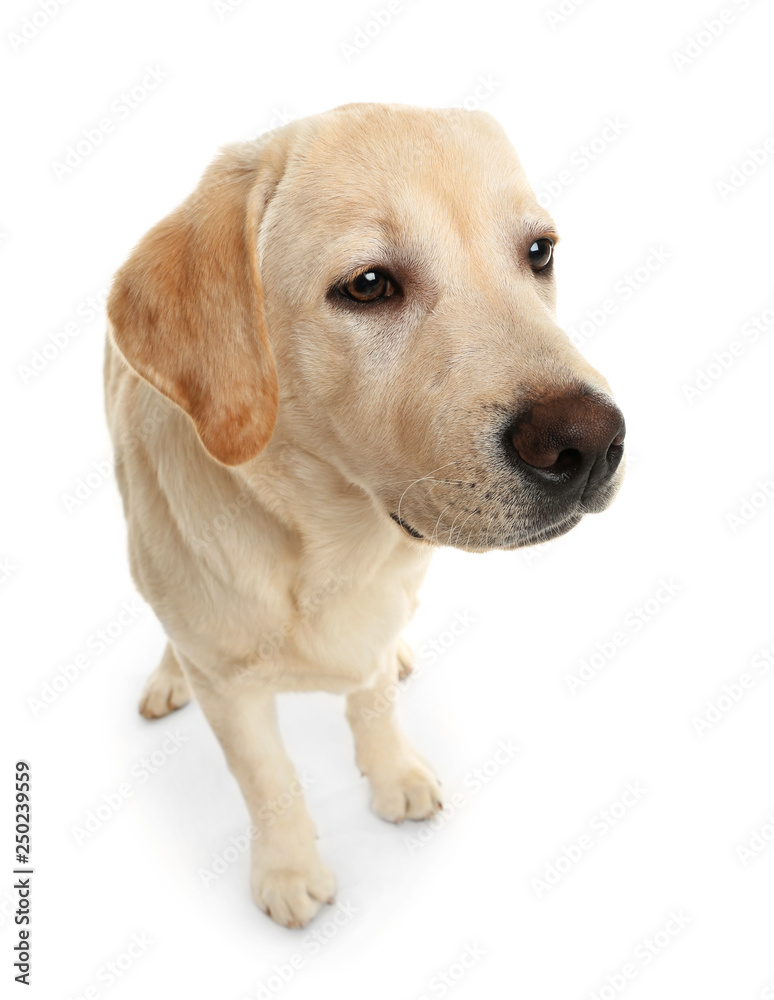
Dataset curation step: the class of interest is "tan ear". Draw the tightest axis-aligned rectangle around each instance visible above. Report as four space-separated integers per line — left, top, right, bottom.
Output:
108 136 288 466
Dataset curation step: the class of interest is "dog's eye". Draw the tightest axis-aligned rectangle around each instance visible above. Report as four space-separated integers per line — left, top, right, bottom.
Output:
340 269 396 302
528 238 554 271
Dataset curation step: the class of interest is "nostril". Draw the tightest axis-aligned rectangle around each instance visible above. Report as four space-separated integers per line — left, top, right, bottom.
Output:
604 434 625 476
553 448 582 474
605 428 626 462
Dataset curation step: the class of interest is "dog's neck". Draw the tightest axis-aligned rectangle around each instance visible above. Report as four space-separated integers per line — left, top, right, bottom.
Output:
239 432 430 595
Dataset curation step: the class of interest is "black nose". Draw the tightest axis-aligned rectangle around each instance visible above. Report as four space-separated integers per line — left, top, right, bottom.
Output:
506 392 625 498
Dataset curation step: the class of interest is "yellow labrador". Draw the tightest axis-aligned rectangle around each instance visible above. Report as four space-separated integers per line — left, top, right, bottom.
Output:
105 103 625 928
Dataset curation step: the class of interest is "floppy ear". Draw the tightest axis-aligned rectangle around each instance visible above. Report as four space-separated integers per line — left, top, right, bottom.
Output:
108 136 288 466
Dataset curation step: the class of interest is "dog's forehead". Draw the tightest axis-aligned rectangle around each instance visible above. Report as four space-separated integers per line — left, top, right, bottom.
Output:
300 105 520 184
280 104 548 239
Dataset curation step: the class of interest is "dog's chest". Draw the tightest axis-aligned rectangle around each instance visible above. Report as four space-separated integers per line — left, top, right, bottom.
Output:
238 528 431 693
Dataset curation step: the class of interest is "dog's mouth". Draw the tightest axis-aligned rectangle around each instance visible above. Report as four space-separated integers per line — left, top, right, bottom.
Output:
389 508 583 549
514 511 583 548
389 512 424 539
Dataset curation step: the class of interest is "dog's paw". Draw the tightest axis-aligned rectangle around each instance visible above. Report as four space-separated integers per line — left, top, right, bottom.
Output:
252 860 336 929
397 638 415 680
139 653 192 719
369 753 443 823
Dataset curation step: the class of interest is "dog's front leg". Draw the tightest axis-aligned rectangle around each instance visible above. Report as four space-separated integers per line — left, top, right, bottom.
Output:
346 645 443 823
183 659 335 928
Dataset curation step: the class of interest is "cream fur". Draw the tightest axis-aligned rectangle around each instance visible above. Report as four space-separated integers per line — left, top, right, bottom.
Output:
105 102 623 928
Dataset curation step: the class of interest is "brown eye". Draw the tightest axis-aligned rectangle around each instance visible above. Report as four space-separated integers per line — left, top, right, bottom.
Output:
340 269 395 302
528 238 554 271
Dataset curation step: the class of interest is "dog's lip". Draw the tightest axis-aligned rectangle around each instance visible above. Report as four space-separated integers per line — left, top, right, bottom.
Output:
516 512 583 547
389 512 424 539
388 509 582 548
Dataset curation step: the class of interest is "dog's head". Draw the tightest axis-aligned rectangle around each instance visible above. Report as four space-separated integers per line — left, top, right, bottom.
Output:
109 103 625 551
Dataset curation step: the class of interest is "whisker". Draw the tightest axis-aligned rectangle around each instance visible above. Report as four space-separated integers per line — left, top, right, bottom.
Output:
396 463 459 525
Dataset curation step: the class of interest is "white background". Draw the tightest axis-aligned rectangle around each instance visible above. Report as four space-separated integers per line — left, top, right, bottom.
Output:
4 0 774 997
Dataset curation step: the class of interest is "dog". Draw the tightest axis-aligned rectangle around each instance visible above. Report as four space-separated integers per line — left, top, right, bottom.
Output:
104 102 625 928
